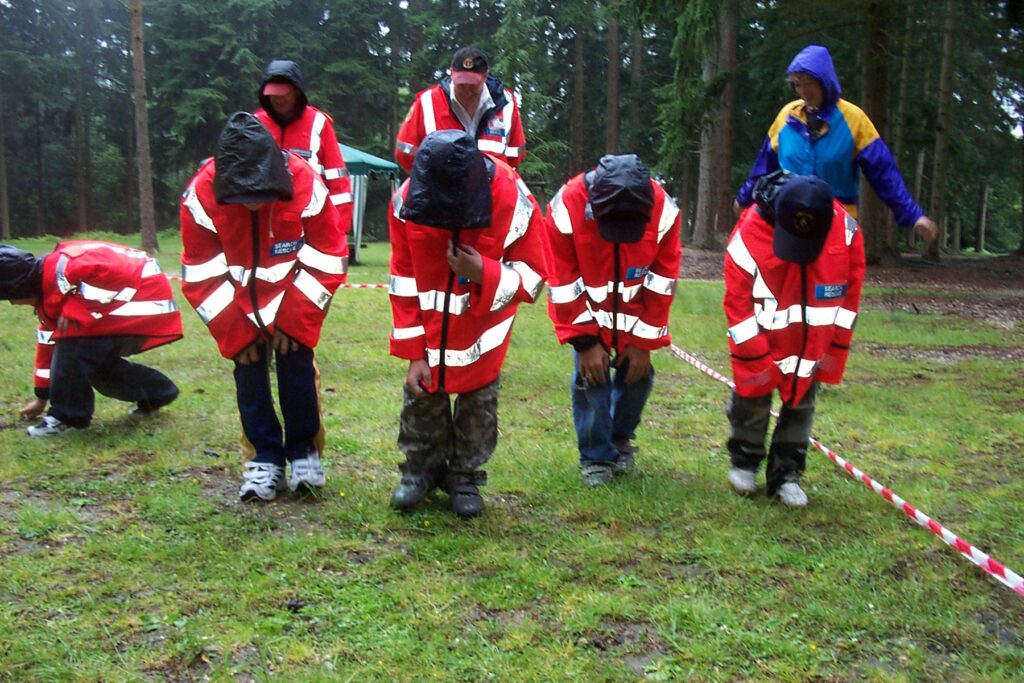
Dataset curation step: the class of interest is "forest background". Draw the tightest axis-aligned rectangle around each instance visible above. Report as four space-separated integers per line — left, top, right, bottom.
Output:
0 0 1022 264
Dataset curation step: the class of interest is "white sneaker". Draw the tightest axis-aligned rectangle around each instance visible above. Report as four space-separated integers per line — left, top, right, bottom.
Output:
777 482 808 507
289 452 325 492
239 462 286 502
27 416 83 437
728 467 758 495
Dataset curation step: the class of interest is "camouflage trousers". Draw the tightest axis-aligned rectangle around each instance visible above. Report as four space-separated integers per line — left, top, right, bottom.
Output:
396 376 500 487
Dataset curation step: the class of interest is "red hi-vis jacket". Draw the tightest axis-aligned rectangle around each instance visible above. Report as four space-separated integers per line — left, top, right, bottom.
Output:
32 241 183 392
394 80 526 173
254 105 354 232
388 160 546 394
180 153 348 360
543 175 682 354
723 201 866 405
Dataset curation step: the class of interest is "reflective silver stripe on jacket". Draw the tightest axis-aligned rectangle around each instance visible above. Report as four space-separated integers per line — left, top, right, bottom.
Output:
141 260 162 278
109 299 178 317
183 254 229 283
590 307 667 340
549 277 585 304
507 261 543 301
754 303 857 331
419 290 470 315
309 111 325 161
183 183 217 233
331 192 353 206
643 271 676 296
503 179 535 248
389 274 418 297
246 291 284 327
396 141 416 155
845 213 859 246
35 369 50 379
425 315 515 368
324 167 350 181
195 281 236 324
549 189 573 235
728 316 760 344
727 233 756 276
421 91 436 133
299 244 347 275
477 139 505 153
392 324 425 340
774 355 818 378
491 264 521 311
302 177 330 218
55 255 73 294
37 329 54 344
294 270 332 310
656 194 680 243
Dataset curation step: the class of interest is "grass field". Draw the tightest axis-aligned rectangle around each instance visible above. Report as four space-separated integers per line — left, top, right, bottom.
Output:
1 231 1022 681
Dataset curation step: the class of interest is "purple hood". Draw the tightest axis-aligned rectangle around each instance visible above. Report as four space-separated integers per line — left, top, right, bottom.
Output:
786 45 842 111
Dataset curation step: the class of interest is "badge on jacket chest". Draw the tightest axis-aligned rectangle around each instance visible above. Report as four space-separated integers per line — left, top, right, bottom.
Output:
815 283 847 300
270 239 303 257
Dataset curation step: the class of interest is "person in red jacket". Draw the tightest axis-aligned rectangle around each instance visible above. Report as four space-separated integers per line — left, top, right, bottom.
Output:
544 154 682 486
723 172 866 507
395 47 526 173
0 241 182 436
254 59 354 231
180 112 348 502
387 129 546 518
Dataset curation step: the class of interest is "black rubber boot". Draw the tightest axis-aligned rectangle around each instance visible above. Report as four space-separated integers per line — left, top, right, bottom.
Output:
390 472 432 510
444 470 486 518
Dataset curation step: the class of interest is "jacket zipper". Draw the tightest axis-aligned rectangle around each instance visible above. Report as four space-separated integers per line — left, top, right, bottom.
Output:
611 243 620 357
437 234 459 392
790 263 809 404
250 210 270 337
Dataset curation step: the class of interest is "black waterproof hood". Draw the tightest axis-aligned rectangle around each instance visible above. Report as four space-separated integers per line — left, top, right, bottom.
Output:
0 245 43 300
586 154 654 244
753 168 796 224
400 130 493 231
258 59 309 120
213 112 294 205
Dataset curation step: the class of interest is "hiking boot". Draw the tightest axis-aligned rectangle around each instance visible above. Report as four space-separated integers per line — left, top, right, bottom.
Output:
449 482 484 518
288 452 326 493
727 467 758 495
580 461 614 487
390 472 432 511
26 416 83 437
777 481 808 507
239 462 286 502
612 439 637 474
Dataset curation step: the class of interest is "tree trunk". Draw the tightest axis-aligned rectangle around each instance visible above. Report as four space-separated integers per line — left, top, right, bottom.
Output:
123 74 136 234
604 3 620 154
34 100 45 237
0 82 9 239
570 26 586 174
859 1 893 264
679 150 693 243
131 0 158 253
951 216 961 253
927 0 956 261
691 0 737 250
629 28 642 148
976 183 988 253
75 64 91 233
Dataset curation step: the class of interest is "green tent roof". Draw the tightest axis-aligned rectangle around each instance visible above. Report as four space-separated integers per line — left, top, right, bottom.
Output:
339 143 400 179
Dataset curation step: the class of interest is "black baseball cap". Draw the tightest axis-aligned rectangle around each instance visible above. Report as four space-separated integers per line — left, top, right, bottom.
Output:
588 154 655 244
772 175 834 264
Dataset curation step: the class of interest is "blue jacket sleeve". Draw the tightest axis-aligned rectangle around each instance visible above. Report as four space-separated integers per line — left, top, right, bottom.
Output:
736 136 779 207
856 138 924 228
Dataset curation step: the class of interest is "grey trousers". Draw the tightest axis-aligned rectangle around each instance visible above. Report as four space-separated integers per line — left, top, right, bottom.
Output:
726 383 817 493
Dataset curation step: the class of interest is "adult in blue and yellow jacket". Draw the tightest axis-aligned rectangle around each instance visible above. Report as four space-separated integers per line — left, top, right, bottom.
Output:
736 45 937 242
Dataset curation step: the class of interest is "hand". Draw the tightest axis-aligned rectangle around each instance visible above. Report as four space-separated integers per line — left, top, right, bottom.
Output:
446 241 484 284
19 397 47 420
913 216 938 242
578 344 610 386
616 345 651 384
56 316 77 335
406 359 432 398
271 329 299 355
233 340 264 365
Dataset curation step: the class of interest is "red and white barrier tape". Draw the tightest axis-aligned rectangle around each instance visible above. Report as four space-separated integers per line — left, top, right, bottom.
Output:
168 274 387 289
668 343 1024 596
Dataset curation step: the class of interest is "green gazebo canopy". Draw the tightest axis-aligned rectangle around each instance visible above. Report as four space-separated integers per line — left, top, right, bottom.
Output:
339 143 400 179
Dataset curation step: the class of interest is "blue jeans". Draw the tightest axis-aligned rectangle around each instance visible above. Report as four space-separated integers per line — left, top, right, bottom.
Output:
233 341 319 467
571 351 654 464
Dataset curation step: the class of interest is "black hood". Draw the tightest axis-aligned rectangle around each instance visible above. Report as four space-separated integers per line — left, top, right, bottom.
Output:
753 168 796 224
258 59 309 119
400 129 493 231
213 112 294 205
0 245 43 300
585 154 654 244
